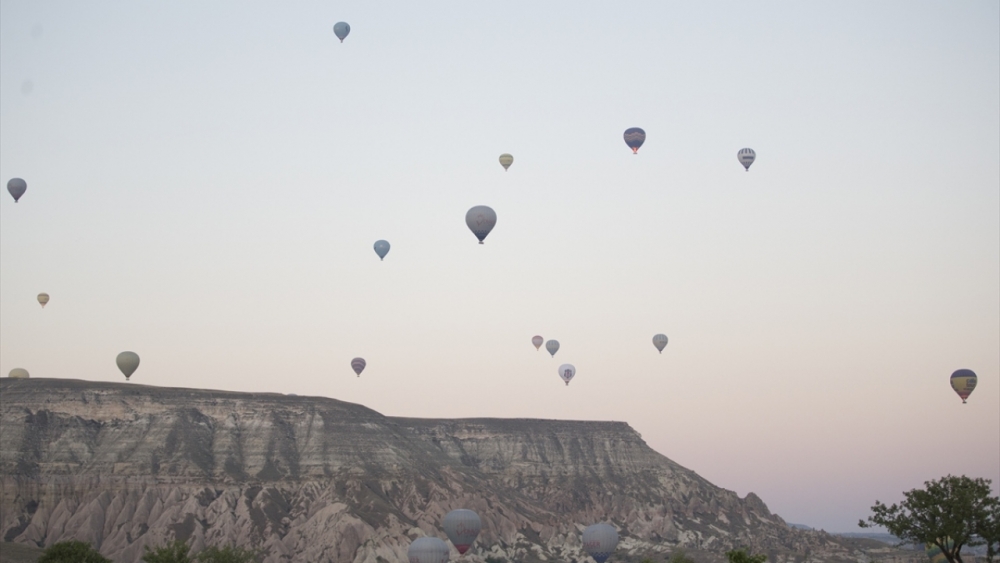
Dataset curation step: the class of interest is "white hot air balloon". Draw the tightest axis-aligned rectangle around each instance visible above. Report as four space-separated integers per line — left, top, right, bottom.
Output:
558 364 575 386
582 523 619 563
738 148 756 171
652 334 668 353
442 509 481 555
8 368 29 379
465 206 497 244
545 339 559 357
408 537 450 563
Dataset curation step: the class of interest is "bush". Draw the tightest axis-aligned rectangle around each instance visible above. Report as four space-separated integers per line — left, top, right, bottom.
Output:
726 549 767 563
143 540 193 563
38 540 112 563
197 545 261 563
668 549 698 563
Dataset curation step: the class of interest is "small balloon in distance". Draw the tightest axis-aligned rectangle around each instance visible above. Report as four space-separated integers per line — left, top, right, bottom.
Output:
333 22 350 42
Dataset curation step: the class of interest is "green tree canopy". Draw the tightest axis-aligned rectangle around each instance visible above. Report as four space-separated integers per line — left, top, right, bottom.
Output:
142 540 193 563
725 548 767 563
196 545 260 563
38 540 112 563
859 475 1000 563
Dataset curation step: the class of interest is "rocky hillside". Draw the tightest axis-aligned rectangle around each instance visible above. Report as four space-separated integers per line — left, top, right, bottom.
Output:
0 379 880 563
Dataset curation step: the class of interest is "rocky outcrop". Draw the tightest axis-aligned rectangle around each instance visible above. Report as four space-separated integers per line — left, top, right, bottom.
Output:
0 379 880 563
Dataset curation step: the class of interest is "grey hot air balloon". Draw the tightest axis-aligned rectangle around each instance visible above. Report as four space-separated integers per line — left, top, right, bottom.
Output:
499 153 513 171
7 178 27 202
407 537 450 563
374 240 390 261
333 22 350 42
465 206 497 244
442 509 481 555
116 351 140 381
652 334 668 354
8 368 29 379
37 293 50 308
545 339 559 357
532 335 543 351
582 523 619 563
558 363 575 386
623 128 645 154
351 357 366 377
738 148 756 171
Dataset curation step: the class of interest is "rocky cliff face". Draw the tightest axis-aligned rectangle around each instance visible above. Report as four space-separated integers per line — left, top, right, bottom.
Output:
0 379 872 563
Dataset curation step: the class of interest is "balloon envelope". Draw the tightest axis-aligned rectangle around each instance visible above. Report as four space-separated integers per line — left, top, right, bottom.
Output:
738 148 756 171
558 364 575 386
116 351 140 381
582 523 619 563
652 334 668 353
465 206 497 244
532 335 544 350
333 22 350 42
950 369 977 403
351 357 366 377
8 368 29 379
7 178 26 202
37 293 50 308
499 153 513 171
623 128 645 154
408 537 450 563
374 240 390 261
545 339 559 357
442 509 481 555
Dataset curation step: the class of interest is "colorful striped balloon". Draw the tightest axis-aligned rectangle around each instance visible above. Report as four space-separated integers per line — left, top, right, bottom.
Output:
351 357 366 377
950 370 977 403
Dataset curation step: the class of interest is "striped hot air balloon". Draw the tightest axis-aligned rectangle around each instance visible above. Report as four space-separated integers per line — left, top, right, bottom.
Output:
652 334 668 353
738 148 756 171
623 128 645 154
950 370 977 403
545 339 559 357
351 357 366 377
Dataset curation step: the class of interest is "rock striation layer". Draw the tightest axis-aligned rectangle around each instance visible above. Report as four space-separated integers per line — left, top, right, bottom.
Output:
0 379 874 563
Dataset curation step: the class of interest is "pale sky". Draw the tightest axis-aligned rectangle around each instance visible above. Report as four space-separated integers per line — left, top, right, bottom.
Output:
1 1 998 533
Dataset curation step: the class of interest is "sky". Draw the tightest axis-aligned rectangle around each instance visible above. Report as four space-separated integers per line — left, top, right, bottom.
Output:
1 1 998 534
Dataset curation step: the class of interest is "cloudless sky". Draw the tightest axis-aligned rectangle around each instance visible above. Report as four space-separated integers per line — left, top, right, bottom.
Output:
1 1 998 533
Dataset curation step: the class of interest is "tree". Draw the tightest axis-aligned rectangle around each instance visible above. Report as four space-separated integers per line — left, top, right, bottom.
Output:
143 540 193 563
196 545 261 563
38 540 112 563
668 549 698 563
859 475 1000 563
725 548 767 563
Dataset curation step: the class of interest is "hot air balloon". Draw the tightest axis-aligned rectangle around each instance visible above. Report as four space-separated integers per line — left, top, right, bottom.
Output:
652 334 668 353
408 537 450 563
558 364 575 386
926 538 954 563
351 357 366 377
7 178 27 202
545 339 559 357
333 22 350 42
116 351 140 381
738 148 756 171
532 335 544 351
465 206 496 244
37 293 49 308
950 369 977 403
8 368 29 379
374 240 390 261
582 523 619 563
623 128 645 154
499 154 513 171
442 509 481 555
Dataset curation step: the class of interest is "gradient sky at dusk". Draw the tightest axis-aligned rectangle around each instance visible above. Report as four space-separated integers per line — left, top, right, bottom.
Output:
1 1 998 533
